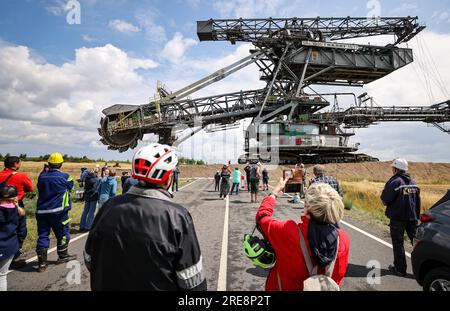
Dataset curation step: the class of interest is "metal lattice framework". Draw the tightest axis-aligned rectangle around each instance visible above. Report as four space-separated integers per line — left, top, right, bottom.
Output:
98 16 449 162
197 17 425 44
311 100 450 128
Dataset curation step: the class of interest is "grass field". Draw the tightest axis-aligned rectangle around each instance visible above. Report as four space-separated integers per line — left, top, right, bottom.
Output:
14 161 450 254
341 181 449 225
18 162 191 254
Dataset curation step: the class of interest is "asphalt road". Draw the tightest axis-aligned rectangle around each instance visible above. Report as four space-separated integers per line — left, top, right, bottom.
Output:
7 179 421 291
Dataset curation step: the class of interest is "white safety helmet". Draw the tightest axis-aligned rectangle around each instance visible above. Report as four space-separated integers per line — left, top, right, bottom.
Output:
392 158 408 171
132 143 178 185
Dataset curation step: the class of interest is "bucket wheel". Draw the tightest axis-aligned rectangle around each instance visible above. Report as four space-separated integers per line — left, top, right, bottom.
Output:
98 117 142 152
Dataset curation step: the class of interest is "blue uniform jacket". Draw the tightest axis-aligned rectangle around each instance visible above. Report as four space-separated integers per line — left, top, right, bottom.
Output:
0 203 19 259
381 173 421 221
80 169 89 182
37 169 74 215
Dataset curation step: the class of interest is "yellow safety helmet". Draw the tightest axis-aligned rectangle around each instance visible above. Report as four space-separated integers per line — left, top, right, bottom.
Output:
48 152 64 164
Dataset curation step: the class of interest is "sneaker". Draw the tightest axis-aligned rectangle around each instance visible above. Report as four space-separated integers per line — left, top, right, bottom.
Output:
10 251 27 270
388 264 407 277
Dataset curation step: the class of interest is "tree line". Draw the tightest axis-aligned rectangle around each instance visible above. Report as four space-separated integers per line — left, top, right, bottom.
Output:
0 154 206 165
0 153 130 164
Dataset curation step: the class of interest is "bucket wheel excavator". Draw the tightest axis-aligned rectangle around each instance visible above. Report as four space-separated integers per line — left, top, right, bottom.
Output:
98 16 450 163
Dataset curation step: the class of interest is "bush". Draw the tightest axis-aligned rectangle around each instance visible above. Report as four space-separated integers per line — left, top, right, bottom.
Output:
179 157 207 165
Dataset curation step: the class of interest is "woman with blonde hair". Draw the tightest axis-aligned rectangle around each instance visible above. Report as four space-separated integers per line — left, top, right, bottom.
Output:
255 178 350 291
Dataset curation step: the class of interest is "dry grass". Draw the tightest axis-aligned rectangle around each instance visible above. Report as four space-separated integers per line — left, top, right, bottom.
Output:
16 161 450 253
19 162 191 254
20 162 132 185
19 162 131 254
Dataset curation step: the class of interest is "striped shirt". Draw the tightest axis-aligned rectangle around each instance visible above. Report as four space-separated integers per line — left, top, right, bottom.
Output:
310 175 344 197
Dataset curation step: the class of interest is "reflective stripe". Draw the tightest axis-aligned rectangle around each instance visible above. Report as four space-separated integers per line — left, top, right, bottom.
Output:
83 251 91 263
57 246 68 253
62 190 70 208
68 175 73 182
62 218 71 226
36 207 65 214
394 185 420 191
176 256 205 289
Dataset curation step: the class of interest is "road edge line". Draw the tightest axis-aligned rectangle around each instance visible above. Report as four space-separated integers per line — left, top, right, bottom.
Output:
217 195 229 291
178 178 201 191
340 220 411 258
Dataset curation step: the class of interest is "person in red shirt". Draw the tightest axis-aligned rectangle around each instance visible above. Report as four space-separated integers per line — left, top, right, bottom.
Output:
256 177 350 291
0 156 34 268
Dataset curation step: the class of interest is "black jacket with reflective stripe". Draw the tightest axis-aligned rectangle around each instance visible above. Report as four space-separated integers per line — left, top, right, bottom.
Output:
84 186 207 291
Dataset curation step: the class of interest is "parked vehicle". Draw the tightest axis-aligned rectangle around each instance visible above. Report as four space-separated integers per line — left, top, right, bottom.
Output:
412 190 450 291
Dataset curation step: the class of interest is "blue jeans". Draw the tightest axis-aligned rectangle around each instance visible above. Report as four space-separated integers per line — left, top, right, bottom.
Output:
80 200 98 230
0 256 13 291
17 201 27 249
172 178 179 192
231 183 240 195
98 195 110 209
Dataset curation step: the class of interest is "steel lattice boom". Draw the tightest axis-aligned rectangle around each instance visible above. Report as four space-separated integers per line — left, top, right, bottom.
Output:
197 17 424 45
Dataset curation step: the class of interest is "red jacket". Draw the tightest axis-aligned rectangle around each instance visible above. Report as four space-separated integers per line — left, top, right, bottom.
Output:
0 168 34 201
256 196 350 291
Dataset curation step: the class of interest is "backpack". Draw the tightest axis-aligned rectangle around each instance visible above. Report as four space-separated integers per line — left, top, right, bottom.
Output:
250 165 257 179
0 172 17 191
297 226 340 291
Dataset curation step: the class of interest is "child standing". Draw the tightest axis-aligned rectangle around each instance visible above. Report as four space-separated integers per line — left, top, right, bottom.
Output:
0 185 25 291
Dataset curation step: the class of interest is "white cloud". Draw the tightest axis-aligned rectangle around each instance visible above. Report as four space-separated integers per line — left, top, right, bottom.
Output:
213 0 283 18
211 0 314 18
135 10 167 42
361 31 450 106
160 29 450 162
389 3 418 15
159 42 264 98
82 34 95 42
337 31 450 161
151 43 266 162
0 42 158 157
44 0 70 16
1 23 449 162
186 0 201 7
161 32 198 64
431 10 450 23
109 19 141 34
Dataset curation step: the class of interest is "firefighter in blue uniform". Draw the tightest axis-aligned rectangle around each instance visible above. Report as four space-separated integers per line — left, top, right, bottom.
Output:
36 153 77 272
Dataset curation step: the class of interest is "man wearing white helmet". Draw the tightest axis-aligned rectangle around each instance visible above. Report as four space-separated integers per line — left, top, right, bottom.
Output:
381 158 421 277
84 144 207 291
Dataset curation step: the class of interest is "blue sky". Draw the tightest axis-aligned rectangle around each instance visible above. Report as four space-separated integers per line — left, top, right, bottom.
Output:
0 0 450 163
1 0 450 64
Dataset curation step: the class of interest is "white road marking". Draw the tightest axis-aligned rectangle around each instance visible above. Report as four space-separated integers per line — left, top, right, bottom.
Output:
340 220 411 258
8 178 200 274
217 194 230 291
177 178 202 191
269 184 411 258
